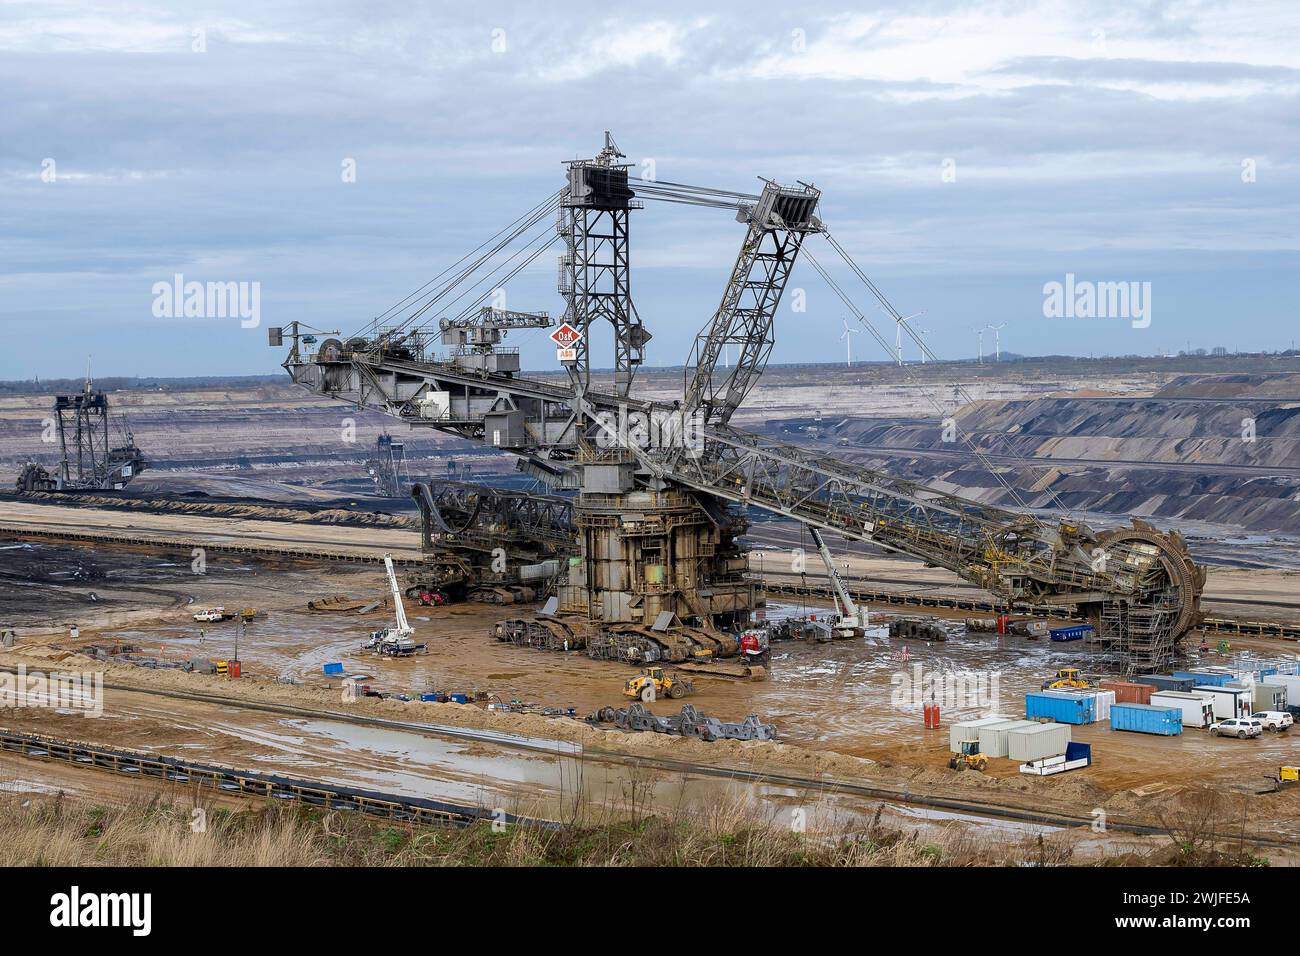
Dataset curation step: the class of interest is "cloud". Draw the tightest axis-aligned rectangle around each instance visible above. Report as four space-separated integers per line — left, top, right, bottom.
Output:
537 17 711 82
0 0 1296 377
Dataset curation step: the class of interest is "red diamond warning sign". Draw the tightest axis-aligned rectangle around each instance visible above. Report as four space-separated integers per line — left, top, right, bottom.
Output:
549 323 583 348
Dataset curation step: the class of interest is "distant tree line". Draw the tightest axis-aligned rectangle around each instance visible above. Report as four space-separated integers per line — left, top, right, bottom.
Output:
0 374 285 395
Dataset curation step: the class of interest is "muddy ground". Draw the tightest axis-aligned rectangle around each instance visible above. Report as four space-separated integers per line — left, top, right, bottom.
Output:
2 539 1298 856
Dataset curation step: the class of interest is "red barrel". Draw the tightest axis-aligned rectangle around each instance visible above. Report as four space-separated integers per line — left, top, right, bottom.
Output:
228 660 242 679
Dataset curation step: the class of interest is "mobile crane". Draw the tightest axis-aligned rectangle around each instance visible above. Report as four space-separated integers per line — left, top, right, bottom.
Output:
363 555 428 657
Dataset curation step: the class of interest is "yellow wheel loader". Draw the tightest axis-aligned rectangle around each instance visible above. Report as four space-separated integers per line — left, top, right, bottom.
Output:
948 740 989 772
623 667 695 701
1042 667 1090 690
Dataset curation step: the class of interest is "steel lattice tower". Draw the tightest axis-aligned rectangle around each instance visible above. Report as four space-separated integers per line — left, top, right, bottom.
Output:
55 386 111 487
558 132 649 399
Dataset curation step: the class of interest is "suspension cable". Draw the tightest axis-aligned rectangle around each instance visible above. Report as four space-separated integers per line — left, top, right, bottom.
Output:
395 198 561 340
802 246 1042 516
355 189 564 341
818 232 1077 520
630 177 760 210
442 229 562 326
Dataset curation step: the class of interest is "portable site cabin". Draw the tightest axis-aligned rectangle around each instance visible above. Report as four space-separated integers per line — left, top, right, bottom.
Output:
1192 684 1253 720
1149 691 1216 729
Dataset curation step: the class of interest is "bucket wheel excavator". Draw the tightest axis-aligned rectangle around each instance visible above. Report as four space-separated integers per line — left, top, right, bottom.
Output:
274 133 1203 674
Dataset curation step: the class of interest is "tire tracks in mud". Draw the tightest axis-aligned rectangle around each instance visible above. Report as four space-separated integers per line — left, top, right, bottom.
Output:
7 668 1295 849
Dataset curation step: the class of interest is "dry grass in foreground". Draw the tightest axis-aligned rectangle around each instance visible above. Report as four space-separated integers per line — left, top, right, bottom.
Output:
0 789 1271 867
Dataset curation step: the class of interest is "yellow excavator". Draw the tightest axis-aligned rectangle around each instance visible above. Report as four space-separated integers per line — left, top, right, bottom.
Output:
623 667 695 701
1042 667 1090 690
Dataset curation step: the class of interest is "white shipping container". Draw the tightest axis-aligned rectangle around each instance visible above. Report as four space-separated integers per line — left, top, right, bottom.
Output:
1150 691 1216 728
1092 689 1115 722
1007 722 1072 762
978 719 1038 758
949 716 1010 753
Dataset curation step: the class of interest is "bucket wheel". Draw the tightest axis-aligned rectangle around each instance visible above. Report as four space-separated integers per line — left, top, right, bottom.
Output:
1084 520 1206 667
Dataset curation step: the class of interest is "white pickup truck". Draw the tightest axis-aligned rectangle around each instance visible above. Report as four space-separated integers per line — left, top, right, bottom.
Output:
1209 717 1264 739
1251 711 1293 732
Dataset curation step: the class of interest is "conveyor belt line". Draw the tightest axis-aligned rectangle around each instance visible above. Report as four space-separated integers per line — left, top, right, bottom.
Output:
0 728 553 829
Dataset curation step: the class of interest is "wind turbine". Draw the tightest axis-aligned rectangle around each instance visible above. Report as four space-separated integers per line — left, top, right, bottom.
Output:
894 311 926 366
840 319 860 367
985 323 1007 362
971 326 986 364
913 327 934 363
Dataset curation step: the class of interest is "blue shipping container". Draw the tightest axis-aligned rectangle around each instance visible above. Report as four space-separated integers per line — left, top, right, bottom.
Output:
1173 670 1232 687
1134 674 1195 693
322 662 344 675
1026 692 1095 724
1111 703 1182 736
1050 625 1095 642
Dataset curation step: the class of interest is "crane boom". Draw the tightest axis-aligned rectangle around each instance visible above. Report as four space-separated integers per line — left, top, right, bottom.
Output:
807 526 867 630
384 554 411 635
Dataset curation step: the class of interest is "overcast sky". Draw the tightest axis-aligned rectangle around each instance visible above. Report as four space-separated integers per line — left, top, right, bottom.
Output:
1 0 1297 379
